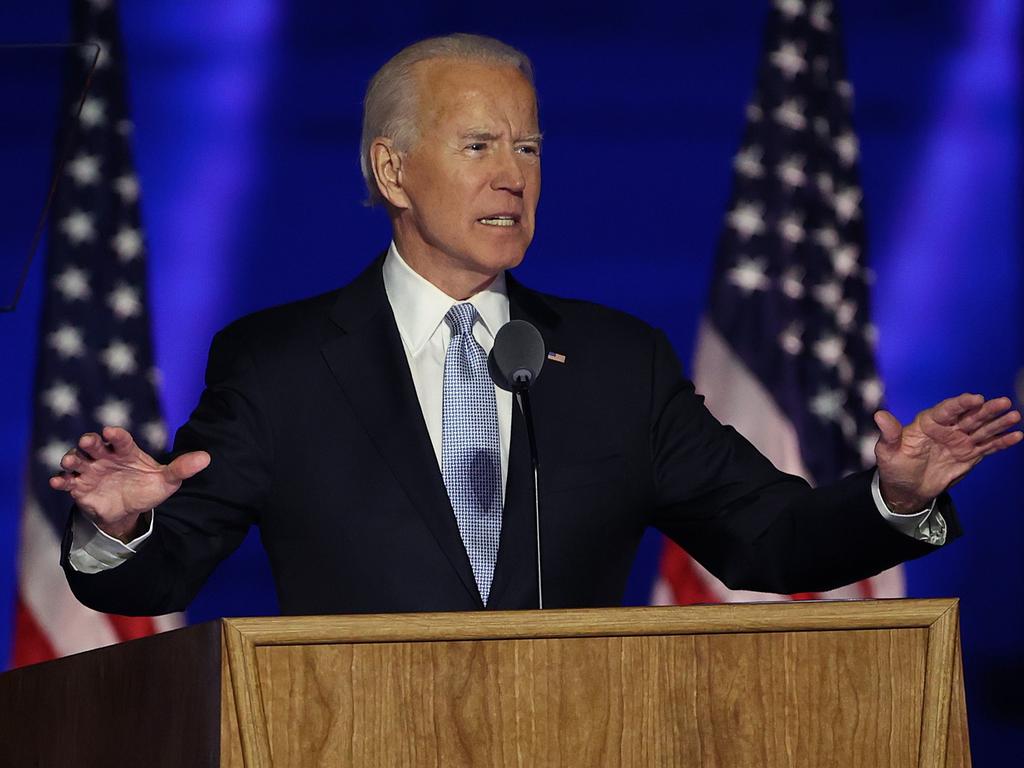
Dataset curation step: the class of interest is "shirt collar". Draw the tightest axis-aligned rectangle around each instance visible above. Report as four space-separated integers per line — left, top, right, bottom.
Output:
383 241 510 356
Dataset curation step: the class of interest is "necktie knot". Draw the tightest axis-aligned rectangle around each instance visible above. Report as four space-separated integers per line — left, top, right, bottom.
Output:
445 302 478 337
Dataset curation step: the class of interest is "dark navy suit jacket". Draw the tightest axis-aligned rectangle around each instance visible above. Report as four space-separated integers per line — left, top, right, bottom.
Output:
62 255 956 615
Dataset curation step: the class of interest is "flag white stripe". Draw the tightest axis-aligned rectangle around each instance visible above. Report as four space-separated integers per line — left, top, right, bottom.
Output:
19 496 120 656
694 320 813 482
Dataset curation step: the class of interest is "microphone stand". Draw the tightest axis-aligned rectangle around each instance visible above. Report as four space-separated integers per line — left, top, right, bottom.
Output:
515 384 543 610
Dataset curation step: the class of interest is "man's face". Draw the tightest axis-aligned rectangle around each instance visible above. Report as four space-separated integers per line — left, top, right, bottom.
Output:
391 59 541 293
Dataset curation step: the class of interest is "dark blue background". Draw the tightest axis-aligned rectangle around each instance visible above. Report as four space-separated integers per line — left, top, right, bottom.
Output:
1 1 1020 761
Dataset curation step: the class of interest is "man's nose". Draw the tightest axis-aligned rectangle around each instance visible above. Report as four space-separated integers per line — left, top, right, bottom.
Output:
490 149 526 194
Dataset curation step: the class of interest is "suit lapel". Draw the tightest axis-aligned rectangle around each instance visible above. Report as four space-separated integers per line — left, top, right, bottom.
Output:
319 256 482 606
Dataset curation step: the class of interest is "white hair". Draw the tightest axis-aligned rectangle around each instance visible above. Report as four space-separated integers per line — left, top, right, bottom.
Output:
360 33 535 205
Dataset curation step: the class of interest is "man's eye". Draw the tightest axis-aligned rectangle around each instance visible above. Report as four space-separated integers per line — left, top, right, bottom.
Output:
516 145 540 156
466 142 486 151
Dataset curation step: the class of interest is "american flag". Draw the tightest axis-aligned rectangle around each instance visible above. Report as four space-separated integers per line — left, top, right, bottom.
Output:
12 0 181 667
653 0 903 605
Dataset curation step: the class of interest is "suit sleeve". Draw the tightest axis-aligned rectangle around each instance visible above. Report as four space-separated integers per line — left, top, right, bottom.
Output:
646 329 960 594
61 323 273 615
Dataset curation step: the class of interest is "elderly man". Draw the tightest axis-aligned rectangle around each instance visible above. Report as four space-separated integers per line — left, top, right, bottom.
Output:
54 34 1020 615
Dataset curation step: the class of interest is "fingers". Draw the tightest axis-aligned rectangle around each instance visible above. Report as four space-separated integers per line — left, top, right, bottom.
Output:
931 393 985 426
77 431 105 460
102 425 137 454
957 396 1014 433
970 408 1022 444
873 410 903 445
164 451 211 483
977 429 1024 457
49 473 73 491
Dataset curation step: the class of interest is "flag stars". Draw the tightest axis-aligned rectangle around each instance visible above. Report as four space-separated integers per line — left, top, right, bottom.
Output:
66 153 101 186
48 325 86 359
834 186 862 223
727 201 766 239
140 420 168 450
734 145 764 179
813 334 845 367
42 381 80 418
108 284 142 319
38 440 70 470
770 41 807 79
836 299 858 330
781 266 805 299
810 1 833 31
834 131 859 166
746 103 763 122
78 97 106 128
776 0 806 19
776 155 807 188
810 388 845 422
54 266 91 301
832 243 860 277
779 322 803 354
112 226 144 262
727 257 771 294
773 98 807 131
813 280 843 310
95 398 131 428
859 377 884 409
114 174 140 203
80 38 109 70
60 210 96 245
859 433 878 467
814 226 839 250
101 341 138 376
778 212 805 244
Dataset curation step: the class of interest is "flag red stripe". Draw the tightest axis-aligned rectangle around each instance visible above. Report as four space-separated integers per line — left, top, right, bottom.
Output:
659 540 717 605
11 594 57 669
107 615 158 643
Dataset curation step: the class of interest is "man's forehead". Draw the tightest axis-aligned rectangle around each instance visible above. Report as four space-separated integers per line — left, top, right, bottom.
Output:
414 58 537 112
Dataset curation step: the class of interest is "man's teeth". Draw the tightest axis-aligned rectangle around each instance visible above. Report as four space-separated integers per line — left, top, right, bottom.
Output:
479 217 516 227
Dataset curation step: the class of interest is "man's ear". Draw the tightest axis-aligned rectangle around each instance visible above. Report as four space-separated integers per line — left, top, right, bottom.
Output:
369 138 410 209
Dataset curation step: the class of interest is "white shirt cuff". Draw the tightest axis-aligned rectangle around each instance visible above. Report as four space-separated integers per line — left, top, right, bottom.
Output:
871 470 947 546
67 511 154 574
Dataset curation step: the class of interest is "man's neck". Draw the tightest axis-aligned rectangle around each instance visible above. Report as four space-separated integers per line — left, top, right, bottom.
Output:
391 239 498 300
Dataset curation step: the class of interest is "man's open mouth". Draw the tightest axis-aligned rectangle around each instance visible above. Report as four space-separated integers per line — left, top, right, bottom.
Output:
477 215 520 227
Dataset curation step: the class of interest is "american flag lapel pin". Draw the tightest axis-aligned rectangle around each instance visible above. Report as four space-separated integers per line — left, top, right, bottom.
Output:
547 351 566 364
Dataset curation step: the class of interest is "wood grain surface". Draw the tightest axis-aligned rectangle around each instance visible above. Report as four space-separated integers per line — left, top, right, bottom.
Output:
252 629 930 767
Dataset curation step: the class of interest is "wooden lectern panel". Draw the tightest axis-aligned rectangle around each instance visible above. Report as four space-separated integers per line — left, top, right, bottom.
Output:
0 599 967 766
219 599 967 768
252 628 927 767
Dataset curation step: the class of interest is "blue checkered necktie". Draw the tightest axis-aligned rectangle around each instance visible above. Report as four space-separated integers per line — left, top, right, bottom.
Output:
441 302 502 605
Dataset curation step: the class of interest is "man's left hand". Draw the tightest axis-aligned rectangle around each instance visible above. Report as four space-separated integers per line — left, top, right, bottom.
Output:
874 393 1022 514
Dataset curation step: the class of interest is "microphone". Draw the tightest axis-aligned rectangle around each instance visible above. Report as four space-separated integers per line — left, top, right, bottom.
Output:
488 320 545 392
488 320 546 609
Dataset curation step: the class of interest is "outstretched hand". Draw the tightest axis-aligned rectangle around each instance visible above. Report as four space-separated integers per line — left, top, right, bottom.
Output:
49 426 210 542
874 393 1022 514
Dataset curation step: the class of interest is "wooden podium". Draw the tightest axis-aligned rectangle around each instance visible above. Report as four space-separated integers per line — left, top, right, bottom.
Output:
0 599 970 767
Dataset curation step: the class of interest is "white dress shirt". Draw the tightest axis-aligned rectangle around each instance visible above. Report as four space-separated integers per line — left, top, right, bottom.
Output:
68 242 945 573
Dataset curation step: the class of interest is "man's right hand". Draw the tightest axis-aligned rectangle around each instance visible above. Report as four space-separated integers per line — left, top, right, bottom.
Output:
49 426 210 542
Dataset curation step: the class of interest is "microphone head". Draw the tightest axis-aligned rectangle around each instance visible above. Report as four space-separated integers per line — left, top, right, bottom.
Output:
488 320 546 392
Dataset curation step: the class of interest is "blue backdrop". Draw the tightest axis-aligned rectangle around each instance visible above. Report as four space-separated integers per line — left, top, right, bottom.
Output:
1 1 1020 761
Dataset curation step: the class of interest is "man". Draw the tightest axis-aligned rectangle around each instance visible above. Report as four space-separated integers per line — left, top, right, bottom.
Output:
53 35 1021 615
